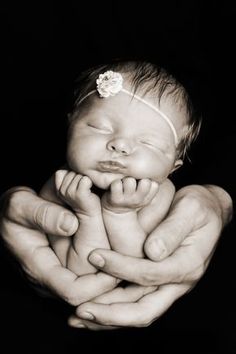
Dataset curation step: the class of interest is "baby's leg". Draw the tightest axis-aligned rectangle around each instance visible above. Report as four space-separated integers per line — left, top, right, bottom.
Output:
55 170 110 276
102 177 158 257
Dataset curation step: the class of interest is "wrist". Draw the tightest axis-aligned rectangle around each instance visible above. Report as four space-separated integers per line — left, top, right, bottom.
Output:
102 203 135 214
101 194 134 214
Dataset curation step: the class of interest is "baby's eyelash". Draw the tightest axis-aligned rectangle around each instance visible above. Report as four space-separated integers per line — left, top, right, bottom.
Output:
88 123 99 128
140 140 167 153
87 123 112 132
140 140 156 147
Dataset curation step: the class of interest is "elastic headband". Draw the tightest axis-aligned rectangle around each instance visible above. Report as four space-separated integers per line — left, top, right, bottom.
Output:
77 71 178 146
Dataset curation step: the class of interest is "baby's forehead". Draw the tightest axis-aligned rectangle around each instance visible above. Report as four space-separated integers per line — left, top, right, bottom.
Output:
72 71 189 146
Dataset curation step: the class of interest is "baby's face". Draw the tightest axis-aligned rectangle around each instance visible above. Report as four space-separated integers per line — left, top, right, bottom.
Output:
67 91 186 189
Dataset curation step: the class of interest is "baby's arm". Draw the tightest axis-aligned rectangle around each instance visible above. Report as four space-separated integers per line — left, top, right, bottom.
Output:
102 178 159 257
55 170 110 276
138 179 176 235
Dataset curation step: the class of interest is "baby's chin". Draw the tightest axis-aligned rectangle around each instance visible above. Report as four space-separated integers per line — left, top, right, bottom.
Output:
88 171 125 190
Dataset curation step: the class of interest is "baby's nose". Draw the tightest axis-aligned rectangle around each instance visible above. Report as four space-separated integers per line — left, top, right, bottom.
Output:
107 137 134 155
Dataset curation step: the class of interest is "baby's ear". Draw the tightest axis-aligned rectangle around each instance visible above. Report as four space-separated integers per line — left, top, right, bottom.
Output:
171 159 183 173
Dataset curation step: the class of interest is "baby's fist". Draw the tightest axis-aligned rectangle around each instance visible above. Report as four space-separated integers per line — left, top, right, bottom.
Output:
102 177 159 213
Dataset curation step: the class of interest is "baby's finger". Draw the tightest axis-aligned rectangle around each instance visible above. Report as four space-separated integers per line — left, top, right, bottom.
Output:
122 177 137 195
110 179 123 198
136 179 152 198
76 175 93 194
63 174 84 198
55 170 69 190
142 180 159 203
58 171 77 196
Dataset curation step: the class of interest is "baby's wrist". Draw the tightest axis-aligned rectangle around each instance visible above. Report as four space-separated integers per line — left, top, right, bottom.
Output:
102 202 134 214
101 195 134 214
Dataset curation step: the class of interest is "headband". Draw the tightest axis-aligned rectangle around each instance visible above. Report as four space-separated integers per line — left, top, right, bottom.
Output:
77 70 178 146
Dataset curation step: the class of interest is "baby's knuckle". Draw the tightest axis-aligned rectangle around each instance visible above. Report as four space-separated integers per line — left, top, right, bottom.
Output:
132 196 141 205
58 186 66 196
113 196 124 205
66 188 75 199
125 177 135 183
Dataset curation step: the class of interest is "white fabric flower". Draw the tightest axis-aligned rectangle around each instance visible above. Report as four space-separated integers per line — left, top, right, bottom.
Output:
96 71 123 97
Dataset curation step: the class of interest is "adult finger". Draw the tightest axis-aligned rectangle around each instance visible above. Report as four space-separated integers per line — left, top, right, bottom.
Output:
1 219 118 306
93 284 158 304
144 185 216 261
88 242 208 286
68 284 157 329
2 188 78 236
68 315 117 330
76 283 190 327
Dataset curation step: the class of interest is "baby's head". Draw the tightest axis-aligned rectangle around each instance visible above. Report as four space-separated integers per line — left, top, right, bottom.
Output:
67 61 201 189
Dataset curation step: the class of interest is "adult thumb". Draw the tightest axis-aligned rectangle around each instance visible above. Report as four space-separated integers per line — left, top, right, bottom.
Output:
3 187 78 236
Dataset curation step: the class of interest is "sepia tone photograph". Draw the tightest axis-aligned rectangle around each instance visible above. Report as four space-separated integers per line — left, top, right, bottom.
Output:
1 2 235 353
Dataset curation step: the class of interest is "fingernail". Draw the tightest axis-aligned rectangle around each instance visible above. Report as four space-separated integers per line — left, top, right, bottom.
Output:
74 323 86 329
89 253 105 267
60 213 77 233
79 312 95 320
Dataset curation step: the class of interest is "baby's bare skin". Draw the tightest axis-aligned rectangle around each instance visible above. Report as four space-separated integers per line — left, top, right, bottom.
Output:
55 170 109 276
102 177 159 257
54 170 167 275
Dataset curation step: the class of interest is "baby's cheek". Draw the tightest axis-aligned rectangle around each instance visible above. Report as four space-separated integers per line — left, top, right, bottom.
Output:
130 157 169 182
129 158 155 178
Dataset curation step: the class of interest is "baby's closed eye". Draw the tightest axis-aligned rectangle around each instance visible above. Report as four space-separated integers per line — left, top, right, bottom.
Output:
87 122 112 133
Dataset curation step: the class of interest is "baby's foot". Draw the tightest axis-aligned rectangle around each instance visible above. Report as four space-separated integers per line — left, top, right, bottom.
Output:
55 170 101 217
102 177 159 213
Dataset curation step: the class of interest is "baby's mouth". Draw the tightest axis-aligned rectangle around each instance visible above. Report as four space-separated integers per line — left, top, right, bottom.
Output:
98 160 126 173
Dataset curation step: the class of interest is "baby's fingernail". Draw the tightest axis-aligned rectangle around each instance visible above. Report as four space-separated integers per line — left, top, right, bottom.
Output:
79 312 95 320
59 213 77 233
89 253 105 267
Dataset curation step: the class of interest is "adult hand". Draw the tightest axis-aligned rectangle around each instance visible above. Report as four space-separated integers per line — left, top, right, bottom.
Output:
69 185 233 329
0 187 118 306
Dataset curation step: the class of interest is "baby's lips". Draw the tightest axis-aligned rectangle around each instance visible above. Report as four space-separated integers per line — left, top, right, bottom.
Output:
97 160 126 173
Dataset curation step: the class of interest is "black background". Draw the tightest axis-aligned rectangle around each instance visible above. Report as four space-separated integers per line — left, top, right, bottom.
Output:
1 1 236 353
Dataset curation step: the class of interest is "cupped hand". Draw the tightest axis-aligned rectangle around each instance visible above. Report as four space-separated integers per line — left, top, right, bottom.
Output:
0 187 118 306
69 185 232 329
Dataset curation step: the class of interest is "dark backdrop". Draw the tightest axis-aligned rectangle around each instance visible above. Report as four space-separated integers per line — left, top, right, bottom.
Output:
1 2 236 353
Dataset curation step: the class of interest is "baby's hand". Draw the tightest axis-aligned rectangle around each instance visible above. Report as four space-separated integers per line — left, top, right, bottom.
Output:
55 170 101 216
102 177 159 213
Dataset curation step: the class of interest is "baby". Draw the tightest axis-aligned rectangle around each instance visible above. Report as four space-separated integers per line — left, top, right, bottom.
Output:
43 61 201 276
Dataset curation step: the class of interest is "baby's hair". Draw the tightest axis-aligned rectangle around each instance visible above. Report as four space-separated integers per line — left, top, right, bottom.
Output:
69 60 201 159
